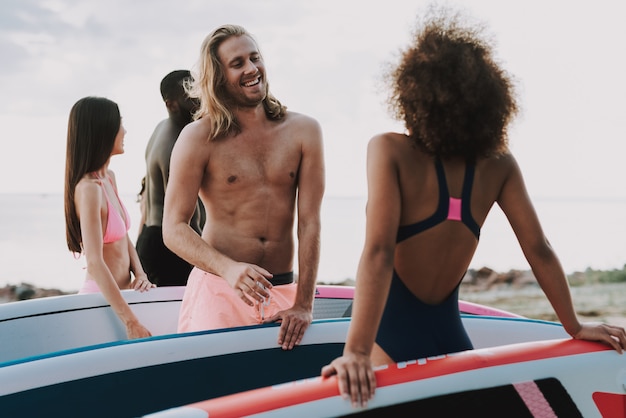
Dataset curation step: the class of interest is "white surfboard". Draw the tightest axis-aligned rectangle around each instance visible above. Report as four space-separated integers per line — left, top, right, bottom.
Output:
0 285 355 363
0 315 568 417
0 284 516 363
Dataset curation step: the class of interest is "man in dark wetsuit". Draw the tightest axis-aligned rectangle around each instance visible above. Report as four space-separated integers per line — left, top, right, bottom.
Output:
136 70 205 286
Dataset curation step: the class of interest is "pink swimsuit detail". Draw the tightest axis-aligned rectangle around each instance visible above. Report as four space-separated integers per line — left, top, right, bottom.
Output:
96 173 130 243
178 267 298 332
78 174 131 295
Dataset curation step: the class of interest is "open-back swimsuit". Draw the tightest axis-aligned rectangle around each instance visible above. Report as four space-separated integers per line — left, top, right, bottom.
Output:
375 159 480 362
95 173 130 243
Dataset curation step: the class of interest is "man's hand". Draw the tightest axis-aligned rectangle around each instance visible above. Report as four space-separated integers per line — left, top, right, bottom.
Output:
264 305 312 350
223 262 273 306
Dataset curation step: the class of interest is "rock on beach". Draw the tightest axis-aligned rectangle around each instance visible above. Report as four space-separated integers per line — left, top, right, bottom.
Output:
0 283 73 304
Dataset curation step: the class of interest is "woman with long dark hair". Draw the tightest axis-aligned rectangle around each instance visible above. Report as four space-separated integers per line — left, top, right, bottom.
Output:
65 96 154 339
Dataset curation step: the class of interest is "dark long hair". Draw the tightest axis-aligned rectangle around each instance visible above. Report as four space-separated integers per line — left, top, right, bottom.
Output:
64 96 120 253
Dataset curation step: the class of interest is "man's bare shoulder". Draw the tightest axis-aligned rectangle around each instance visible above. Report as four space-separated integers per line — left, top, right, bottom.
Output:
152 118 180 140
151 118 170 135
169 119 213 168
283 110 320 127
146 119 176 156
282 111 322 141
178 118 211 142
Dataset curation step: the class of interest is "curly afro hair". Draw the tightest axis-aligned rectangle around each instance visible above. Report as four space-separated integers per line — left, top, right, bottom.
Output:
386 6 519 160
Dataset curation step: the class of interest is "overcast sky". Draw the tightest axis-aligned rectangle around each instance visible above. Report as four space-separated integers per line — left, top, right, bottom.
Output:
1 0 625 199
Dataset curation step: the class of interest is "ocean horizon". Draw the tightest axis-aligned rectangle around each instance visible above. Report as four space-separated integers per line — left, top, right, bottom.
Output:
1 193 625 292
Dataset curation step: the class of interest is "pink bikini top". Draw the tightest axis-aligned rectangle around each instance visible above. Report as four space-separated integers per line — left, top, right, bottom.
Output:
95 173 130 244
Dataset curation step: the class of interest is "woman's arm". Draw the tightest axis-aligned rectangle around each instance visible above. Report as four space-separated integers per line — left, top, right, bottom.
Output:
127 235 155 291
322 134 402 407
498 154 625 351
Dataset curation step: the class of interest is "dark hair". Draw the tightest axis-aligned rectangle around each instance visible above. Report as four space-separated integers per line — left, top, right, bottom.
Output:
387 7 518 159
64 96 121 253
160 70 191 101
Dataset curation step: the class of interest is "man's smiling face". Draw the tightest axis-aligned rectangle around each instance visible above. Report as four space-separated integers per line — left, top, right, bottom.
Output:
218 34 267 108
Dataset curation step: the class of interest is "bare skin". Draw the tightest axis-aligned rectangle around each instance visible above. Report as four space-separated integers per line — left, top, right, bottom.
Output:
143 118 183 227
143 103 203 231
163 34 324 350
76 123 155 339
321 132 626 407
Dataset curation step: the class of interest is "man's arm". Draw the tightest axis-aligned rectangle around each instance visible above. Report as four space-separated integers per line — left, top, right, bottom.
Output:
162 123 209 267
295 117 325 310
269 115 325 349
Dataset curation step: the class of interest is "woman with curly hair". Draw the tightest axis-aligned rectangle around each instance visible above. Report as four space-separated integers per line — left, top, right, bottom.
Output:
322 7 626 407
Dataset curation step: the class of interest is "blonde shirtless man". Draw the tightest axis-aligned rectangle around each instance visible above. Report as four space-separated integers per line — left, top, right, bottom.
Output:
163 25 325 350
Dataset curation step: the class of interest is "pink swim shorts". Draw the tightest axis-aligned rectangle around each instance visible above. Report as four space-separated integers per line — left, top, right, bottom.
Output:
177 267 297 333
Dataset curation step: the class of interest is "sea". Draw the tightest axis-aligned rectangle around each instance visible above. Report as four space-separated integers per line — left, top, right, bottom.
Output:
1 193 625 292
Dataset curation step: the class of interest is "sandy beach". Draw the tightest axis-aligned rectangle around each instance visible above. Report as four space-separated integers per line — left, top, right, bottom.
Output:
460 281 626 327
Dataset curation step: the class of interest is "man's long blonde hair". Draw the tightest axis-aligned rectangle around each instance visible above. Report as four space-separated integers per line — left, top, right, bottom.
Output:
186 24 286 141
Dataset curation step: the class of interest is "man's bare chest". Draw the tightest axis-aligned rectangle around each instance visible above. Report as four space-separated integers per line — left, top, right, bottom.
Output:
208 144 300 188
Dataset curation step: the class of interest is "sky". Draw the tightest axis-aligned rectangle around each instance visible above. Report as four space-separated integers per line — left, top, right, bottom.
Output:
0 0 626 288
1 0 625 200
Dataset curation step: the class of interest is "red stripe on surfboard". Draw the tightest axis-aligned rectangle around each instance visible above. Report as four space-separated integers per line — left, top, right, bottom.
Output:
187 339 609 417
593 392 626 418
